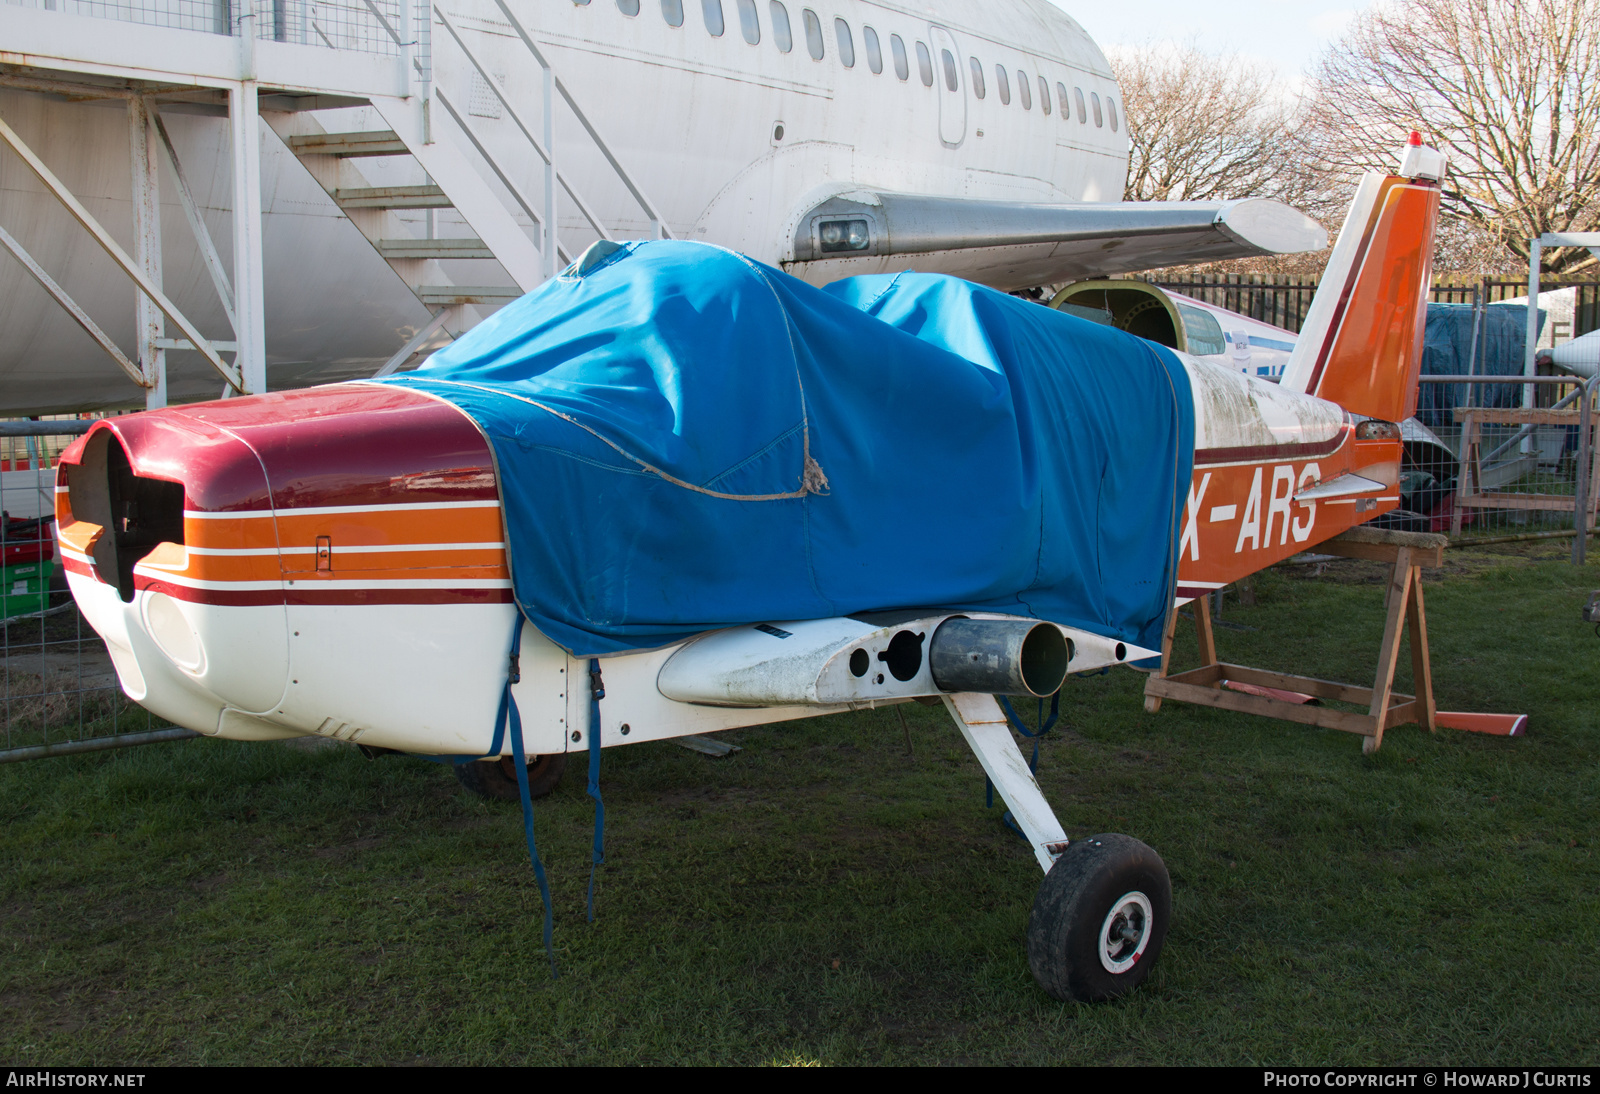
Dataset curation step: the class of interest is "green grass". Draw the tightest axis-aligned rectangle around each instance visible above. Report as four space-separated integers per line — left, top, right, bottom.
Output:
2 542 1598 1065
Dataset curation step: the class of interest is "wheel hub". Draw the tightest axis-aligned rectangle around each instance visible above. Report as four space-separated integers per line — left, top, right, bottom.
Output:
1098 890 1153 974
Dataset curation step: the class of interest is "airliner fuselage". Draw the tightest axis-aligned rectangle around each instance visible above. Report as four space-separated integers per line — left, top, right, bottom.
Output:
0 0 1133 411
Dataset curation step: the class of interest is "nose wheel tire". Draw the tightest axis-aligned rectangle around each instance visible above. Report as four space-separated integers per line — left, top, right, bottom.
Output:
1026 832 1171 1002
455 753 567 802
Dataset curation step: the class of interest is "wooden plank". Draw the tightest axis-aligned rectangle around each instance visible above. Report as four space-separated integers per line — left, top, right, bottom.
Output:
1452 418 1475 537
1384 699 1418 729
1407 579 1436 732
1215 664 1402 707
1143 676 1379 735
1144 603 1183 713
1366 551 1413 754
1452 407 1582 424
1456 493 1581 511
1162 663 1225 687
1320 538 1445 567
1194 592 1217 669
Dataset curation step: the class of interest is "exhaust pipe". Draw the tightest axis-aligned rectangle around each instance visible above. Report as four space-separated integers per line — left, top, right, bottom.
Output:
929 618 1071 698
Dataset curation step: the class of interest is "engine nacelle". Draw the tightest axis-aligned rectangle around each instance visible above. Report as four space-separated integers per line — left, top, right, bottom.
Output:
656 612 1143 707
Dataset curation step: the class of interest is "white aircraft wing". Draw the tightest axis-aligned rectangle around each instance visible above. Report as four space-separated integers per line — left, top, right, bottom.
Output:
780 192 1327 290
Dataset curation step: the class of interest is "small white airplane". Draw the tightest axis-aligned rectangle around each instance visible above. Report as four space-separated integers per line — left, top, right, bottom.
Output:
0 0 1326 412
52 134 1444 1002
1047 279 1298 380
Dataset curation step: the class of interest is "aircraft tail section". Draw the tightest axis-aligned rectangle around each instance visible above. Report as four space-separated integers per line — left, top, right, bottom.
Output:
1280 136 1446 422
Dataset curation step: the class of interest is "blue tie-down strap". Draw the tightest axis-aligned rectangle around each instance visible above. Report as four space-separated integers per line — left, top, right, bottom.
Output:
586 658 606 922
406 621 557 976
986 692 1062 840
506 625 559 980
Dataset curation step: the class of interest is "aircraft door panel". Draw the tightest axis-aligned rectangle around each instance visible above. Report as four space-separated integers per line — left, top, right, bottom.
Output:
930 25 966 148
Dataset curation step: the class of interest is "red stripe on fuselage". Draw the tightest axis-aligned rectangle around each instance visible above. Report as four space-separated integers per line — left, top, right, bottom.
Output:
1194 423 1352 467
127 574 513 608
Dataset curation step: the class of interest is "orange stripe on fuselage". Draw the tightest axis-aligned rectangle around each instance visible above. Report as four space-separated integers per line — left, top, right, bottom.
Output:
64 504 512 595
274 506 505 556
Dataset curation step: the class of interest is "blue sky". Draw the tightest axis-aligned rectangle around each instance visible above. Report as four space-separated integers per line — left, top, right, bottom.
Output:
1051 1 1373 86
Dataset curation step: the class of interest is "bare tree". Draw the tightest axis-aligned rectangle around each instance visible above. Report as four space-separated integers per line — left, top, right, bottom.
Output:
1112 45 1314 207
1308 0 1600 275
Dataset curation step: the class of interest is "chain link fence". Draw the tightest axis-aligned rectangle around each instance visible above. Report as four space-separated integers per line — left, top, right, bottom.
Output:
1403 376 1598 554
0 420 194 764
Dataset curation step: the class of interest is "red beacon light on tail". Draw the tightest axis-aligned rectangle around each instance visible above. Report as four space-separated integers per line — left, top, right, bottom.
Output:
1398 131 1447 182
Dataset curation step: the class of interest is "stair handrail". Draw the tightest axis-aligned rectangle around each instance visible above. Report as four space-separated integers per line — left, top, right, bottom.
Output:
490 0 675 242
434 7 611 256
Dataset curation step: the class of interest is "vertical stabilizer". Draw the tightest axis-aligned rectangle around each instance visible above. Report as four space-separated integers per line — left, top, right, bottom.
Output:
1280 136 1445 422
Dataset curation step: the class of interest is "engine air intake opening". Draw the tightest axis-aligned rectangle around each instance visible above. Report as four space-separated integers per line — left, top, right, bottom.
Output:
67 430 185 602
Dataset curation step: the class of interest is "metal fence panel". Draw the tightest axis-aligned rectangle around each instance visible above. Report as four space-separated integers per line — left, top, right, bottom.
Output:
1415 376 1598 556
0 420 194 764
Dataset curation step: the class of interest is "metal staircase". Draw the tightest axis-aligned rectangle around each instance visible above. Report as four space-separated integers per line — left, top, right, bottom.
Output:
266 111 527 371
0 0 674 400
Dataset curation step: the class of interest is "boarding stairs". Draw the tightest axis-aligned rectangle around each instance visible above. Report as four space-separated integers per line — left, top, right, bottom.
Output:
0 0 672 395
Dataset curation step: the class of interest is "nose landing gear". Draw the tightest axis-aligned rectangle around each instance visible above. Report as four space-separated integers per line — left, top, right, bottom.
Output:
456 753 567 802
1026 833 1171 1002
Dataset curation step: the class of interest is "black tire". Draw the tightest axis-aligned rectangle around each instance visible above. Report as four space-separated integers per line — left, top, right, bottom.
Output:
1026 832 1171 1003
455 753 567 802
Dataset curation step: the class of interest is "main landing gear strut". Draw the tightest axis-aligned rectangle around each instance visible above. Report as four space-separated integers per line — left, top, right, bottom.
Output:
942 694 1170 1002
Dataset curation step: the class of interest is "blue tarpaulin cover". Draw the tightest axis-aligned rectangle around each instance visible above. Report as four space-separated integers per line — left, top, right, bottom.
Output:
377 241 1194 658
1415 302 1544 429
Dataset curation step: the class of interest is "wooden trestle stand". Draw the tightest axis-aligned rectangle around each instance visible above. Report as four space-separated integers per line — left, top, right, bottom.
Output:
1143 526 1447 754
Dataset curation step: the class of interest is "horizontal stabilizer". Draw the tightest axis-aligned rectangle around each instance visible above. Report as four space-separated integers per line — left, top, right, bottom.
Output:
1294 472 1387 502
1436 711 1528 737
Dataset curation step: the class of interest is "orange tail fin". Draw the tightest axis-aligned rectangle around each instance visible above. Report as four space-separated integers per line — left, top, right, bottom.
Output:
1280 136 1445 423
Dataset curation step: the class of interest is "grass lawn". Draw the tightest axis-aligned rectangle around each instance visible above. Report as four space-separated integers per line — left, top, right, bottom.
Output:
1 542 1597 1065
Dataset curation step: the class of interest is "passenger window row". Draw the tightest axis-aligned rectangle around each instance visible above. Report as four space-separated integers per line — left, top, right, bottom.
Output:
584 0 1118 131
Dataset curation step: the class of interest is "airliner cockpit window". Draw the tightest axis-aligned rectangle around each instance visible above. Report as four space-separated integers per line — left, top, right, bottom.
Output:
863 26 882 73
1090 90 1103 127
618 0 640 15
1107 97 1119 131
916 41 933 86
891 35 909 80
1056 81 1069 118
1017 69 1032 109
703 0 724 35
836 19 854 66
1074 86 1087 123
940 49 958 91
737 0 759 43
1039 75 1051 114
804 9 824 59
769 0 791 51
661 0 683 26
996 64 1010 104
969 57 985 98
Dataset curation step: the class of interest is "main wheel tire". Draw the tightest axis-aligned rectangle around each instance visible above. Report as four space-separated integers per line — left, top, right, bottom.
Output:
455 754 567 802
1026 832 1171 1002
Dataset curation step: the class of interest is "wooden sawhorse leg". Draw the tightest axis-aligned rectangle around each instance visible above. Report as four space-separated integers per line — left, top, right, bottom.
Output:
1144 595 1219 714
1365 547 1436 753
